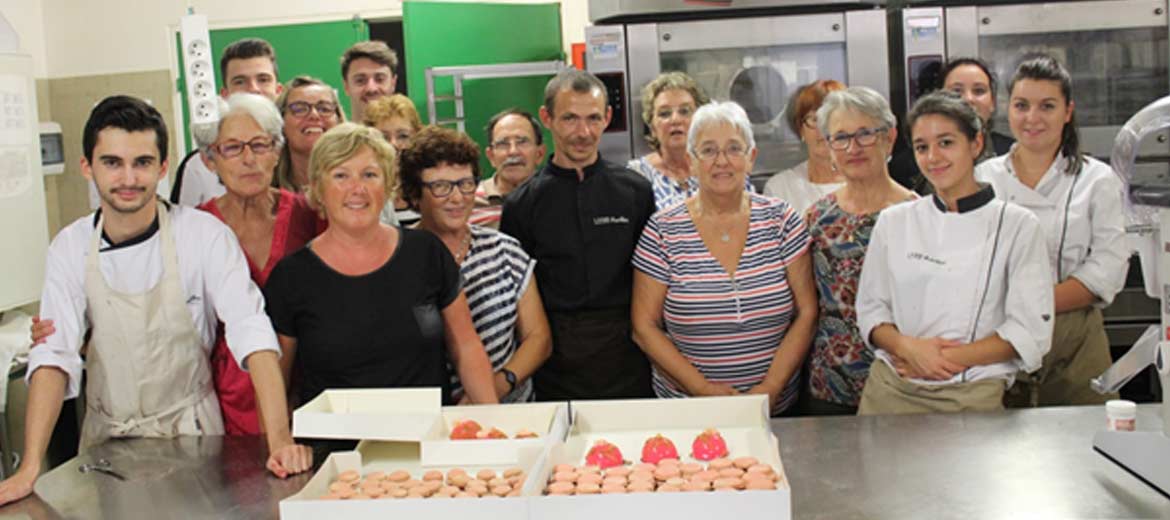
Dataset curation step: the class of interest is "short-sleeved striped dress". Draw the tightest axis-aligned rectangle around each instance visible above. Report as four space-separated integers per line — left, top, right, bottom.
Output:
448 225 537 403
632 193 810 413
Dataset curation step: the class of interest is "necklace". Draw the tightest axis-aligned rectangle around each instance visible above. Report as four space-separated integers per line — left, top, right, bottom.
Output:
453 229 472 264
695 193 748 243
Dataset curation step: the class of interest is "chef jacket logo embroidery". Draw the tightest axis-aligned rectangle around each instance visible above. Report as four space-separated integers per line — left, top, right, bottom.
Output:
594 216 630 226
907 252 945 266
1041 313 1051 322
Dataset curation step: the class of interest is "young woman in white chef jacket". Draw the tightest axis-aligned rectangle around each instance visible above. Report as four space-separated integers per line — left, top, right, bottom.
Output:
975 55 1128 407
855 91 1054 414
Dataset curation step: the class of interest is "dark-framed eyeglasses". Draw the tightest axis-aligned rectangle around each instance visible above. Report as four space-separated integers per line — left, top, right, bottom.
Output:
286 101 338 118
421 177 477 198
490 137 534 150
826 126 888 151
215 137 275 158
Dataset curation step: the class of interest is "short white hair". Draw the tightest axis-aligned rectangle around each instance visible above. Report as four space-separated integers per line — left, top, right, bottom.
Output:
687 101 756 157
191 93 284 154
816 86 896 136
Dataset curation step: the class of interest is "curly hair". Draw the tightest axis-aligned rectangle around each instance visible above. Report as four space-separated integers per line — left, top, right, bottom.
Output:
639 72 710 150
397 125 481 205
362 94 422 130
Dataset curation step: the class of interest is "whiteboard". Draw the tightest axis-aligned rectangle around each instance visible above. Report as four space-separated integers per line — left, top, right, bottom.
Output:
0 53 48 312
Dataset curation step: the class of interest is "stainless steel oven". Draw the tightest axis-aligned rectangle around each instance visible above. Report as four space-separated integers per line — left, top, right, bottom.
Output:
900 0 1170 163
587 0 890 185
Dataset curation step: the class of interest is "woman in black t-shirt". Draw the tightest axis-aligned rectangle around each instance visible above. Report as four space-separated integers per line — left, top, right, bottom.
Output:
263 123 498 406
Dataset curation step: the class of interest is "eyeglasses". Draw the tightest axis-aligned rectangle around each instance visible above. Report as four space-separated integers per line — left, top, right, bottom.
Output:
491 137 534 150
694 142 750 162
422 177 477 198
801 115 818 131
655 105 695 121
826 126 888 151
286 101 338 118
214 137 275 158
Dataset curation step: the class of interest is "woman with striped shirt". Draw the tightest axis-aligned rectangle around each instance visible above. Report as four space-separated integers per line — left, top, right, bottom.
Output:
400 125 552 403
631 101 817 415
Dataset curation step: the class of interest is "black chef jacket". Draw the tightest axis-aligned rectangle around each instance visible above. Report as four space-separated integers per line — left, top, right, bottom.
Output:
500 155 655 400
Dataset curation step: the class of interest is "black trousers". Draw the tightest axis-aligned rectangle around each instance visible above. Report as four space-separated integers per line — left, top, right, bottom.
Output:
535 307 652 401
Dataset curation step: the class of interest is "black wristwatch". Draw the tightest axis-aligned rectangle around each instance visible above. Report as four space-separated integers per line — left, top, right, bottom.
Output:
500 368 517 393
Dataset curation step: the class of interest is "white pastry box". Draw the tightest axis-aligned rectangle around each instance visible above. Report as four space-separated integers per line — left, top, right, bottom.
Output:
292 388 442 441
279 441 544 520
420 401 571 466
528 395 791 520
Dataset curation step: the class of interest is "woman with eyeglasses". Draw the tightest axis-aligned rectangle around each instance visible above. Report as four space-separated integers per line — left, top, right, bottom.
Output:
763 80 846 215
976 55 1128 407
855 90 1052 415
363 94 423 227
800 86 916 415
273 76 346 192
26 94 327 434
263 123 498 411
631 101 816 416
629 72 753 211
399 126 552 402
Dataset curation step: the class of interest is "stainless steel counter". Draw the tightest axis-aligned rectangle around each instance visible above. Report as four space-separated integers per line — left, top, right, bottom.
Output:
0 435 311 519
775 405 1170 519
0 405 1166 519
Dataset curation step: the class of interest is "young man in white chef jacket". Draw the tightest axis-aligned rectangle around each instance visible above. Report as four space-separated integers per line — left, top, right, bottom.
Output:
0 96 311 506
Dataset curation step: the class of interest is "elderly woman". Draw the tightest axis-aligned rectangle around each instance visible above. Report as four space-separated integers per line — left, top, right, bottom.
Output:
363 94 423 226
977 56 1128 407
32 94 325 435
273 76 346 192
801 87 917 416
631 101 817 415
628 72 753 211
856 91 1053 415
263 123 498 407
763 80 846 214
399 126 552 402
193 93 323 434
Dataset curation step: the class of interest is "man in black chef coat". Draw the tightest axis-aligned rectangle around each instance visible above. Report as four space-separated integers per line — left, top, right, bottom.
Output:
500 70 655 400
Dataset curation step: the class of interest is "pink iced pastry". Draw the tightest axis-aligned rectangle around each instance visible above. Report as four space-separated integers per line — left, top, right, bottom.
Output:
641 434 680 464
691 429 729 461
585 440 624 469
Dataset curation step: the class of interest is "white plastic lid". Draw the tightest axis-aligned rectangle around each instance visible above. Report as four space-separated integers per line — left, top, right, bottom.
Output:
1106 399 1137 418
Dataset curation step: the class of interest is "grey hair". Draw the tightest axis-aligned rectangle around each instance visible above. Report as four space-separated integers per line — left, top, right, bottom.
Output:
687 101 756 157
815 86 896 136
191 92 284 155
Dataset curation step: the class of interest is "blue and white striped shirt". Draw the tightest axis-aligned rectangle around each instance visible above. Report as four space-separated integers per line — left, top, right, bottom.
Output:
449 225 536 402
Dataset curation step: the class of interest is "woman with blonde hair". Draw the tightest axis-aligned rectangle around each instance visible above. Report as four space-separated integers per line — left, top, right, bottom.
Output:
362 93 423 226
263 123 498 407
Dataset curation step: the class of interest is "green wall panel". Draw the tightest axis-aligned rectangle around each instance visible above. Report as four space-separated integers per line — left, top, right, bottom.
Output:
176 19 369 151
403 1 563 177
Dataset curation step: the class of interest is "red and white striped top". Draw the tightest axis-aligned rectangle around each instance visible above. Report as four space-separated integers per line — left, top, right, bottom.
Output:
633 193 809 413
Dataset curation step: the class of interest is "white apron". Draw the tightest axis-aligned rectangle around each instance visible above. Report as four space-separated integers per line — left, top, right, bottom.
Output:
80 201 223 449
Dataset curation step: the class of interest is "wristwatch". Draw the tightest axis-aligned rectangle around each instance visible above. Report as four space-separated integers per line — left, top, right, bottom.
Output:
500 368 517 394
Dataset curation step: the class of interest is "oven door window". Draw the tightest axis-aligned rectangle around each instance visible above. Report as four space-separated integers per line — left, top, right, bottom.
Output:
661 43 847 181
980 27 1168 131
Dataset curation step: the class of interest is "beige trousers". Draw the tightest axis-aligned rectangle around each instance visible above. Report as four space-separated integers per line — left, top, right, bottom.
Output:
858 361 1006 415
1005 307 1116 407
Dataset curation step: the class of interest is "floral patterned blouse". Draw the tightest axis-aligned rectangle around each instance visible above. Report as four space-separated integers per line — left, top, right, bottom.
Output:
805 192 912 406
